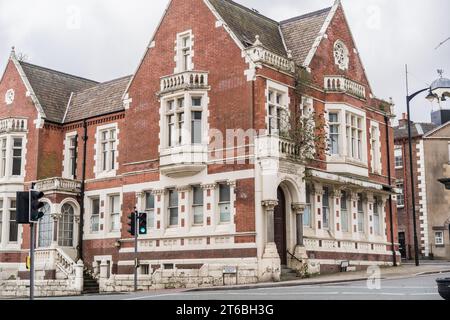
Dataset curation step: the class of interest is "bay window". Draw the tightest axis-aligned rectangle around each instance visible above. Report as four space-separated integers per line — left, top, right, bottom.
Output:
329 112 340 155
11 138 22 176
267 88 288 135
346 113 363 161
165 94 205 148
0 138 6 177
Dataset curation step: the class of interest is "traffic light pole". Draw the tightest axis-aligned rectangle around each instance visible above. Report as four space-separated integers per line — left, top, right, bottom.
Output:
30 222 35 300
134 210 138 292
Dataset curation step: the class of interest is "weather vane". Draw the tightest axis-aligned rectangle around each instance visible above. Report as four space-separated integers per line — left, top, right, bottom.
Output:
437 69 444 78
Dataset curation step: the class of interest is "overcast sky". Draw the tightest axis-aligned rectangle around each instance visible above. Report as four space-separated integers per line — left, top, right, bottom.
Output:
0 0 449 124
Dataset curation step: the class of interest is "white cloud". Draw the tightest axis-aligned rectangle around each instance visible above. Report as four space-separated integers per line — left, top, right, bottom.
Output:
0 0 448 122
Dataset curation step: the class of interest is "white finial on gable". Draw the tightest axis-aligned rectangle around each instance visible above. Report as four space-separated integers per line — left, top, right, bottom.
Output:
10 46 16 59
253 35 262 46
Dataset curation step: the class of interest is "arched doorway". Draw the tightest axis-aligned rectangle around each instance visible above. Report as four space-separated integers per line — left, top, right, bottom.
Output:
274 187 287 265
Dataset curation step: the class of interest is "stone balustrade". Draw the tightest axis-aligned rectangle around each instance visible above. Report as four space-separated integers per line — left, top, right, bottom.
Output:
304 237 388 254
246 46 295 73
0 117 27 133
160 71 209 94
34 177 81 194
324 76 366 99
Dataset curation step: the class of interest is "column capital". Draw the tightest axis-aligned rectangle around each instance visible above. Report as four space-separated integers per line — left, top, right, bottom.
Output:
366 193 375 203
312 184 324 196
201 183 217 190
332 188 343 198
151 189 166 196
176 185 191 192
136 191 145 199
291 203 305 214
262 200 278 210
227 180 237 188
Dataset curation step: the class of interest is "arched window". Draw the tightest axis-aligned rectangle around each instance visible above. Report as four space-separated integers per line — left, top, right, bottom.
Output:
58 203 74 247
38 203 52 248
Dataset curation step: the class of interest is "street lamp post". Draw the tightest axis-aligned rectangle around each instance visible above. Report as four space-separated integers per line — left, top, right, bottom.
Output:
405 66 450 267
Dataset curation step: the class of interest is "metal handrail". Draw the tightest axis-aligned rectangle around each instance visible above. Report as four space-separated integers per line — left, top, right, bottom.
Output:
286 250 303 265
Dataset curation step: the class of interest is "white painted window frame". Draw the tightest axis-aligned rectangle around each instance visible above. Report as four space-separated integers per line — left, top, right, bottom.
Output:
94 123 119 179
175 30 194 73
435 231 444 246
370 121 382 175
62 131 78 179
394 146 403 169
160 91 208 151
265 80 290 136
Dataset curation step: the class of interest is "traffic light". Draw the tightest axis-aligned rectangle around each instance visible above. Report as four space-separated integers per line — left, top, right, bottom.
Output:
16 191 30 224
16 191 45 223
138 212 147 235
30 191 45 222
127 211 136 236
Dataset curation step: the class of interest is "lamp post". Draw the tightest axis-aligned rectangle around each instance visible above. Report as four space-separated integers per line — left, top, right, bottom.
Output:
405 66 450 267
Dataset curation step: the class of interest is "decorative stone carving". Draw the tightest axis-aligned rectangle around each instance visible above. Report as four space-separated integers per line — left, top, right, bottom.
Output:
201 183 217 190
151 189 166 196
262 200 278 243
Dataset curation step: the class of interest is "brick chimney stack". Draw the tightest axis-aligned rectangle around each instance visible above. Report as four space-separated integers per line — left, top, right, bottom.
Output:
398 112 410 127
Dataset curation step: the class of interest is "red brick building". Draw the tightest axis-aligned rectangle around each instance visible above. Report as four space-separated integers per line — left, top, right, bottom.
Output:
0 0 399 289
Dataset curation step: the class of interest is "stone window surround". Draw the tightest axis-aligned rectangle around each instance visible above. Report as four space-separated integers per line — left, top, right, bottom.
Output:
435 231 444 246
307 183 387 241
159 91 208 152
83 188 122 240
0 133 27 182
370 121 382 175
394 146 403 169
93 123 119 180
62 131 78 179
0 196 23 250
325 103 368 166
174 29 194 74
265 80 290 136
135 181 236 238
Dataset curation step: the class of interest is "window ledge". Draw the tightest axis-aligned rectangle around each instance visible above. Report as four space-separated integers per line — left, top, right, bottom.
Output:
95 170 117 180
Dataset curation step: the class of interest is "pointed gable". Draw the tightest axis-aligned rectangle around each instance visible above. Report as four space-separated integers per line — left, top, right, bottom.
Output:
20 62 98 123
280 7 332 67
208 0 287 56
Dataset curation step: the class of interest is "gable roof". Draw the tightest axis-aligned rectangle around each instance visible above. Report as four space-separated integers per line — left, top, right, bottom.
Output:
423 121 450 138
394 122 438 140
64 75 132 123
208 0 287 56
19 61 98 123
280 7 332 67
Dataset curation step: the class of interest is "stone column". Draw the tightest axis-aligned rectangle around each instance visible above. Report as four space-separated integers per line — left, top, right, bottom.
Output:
74 260 84 292
313 183 324 232
260 200 281 282
292 203 305 246
99 260 109 292
367 194 375 239
350 191 360 236
332 188 343 235
262 200 278 243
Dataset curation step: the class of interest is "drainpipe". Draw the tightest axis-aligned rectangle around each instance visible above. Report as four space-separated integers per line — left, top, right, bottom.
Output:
76 119 88 262
384 115 397 266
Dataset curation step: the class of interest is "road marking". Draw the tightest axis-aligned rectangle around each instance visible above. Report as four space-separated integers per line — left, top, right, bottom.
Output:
409 293 440 296
123 293 178 300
